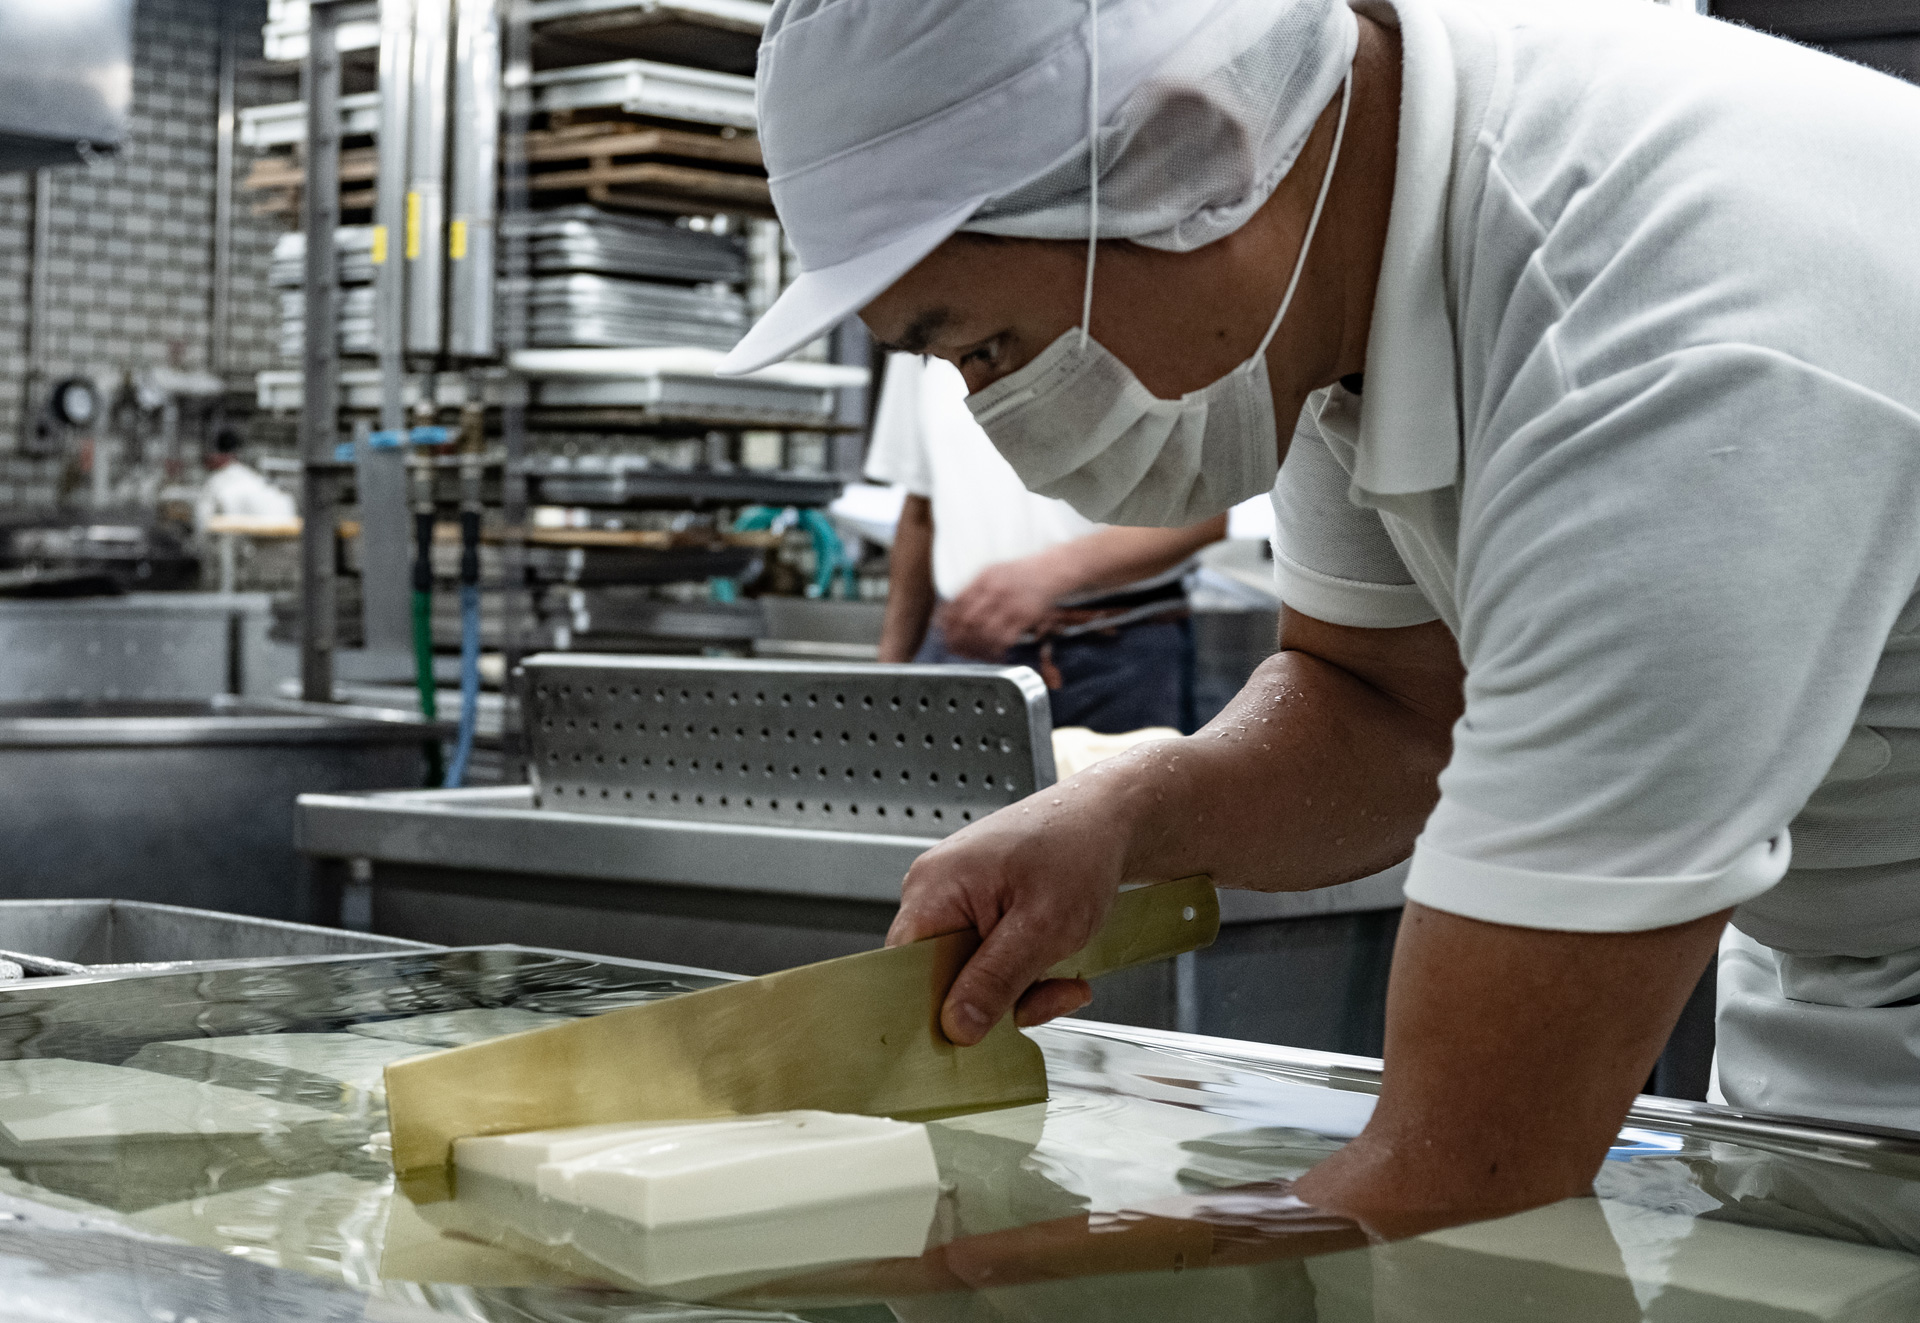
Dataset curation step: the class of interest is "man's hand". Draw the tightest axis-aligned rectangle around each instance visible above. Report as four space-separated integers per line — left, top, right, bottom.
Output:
938 556 1070 660
939 515 1232 661
890 611 1462 1044
887 774 1140 1042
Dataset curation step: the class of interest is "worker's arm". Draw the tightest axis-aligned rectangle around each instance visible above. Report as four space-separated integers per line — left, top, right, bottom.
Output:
890 607 1463 1028
1291 901 1726 1234
939 513 1229 661
878 494 937 663
890 606 1725 1231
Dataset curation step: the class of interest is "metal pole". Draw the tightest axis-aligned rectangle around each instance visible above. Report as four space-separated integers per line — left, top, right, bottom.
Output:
20 169 52 453
447 0 500 359
375 0 415 440
300 1 345 703
406 0 453 356
497 0 532 778
210 7 237 378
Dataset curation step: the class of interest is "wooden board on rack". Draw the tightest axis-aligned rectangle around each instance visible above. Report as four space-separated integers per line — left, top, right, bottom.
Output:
244 125 767 218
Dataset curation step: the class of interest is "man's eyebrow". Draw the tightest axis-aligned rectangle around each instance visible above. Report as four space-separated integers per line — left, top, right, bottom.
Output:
876 307 952 356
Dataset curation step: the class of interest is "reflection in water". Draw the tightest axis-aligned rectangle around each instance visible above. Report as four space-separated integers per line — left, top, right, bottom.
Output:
0 950 1904 1320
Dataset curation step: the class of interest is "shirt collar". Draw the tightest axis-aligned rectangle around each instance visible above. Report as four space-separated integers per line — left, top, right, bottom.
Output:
1349 0 1463 497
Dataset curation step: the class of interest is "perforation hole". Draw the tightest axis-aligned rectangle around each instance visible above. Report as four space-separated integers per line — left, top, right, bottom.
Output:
933 809 944 820
904 807 916 818
655 687 667 701
947 698 959 712
834 693 846 708
755 690 767 704
624 789 634 800
812 730 824 743
985 773 996 787
922 734 935 749
918 696 930 712
973 699 985 714
679 688 691 701
817 766 828 779
957 772 968 785
729 691 741 705
600 788 610 799
617 755 628 767
928 771 940 783
781 692 793 706
894 733 906 747
862 695 874 709
807 692 819 707
962 810 973 821
889 696 901 711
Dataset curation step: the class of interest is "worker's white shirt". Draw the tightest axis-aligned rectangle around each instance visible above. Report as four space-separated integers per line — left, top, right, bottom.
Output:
866 353 1102 600
1271 0 1920 1126
195 461 297 531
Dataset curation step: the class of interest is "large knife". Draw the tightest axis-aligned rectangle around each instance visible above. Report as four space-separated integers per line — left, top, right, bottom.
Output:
388 875 1219 1199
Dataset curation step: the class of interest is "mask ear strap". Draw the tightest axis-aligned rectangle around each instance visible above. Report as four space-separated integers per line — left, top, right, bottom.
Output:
1079 0 1100 350
1252 69 1354 365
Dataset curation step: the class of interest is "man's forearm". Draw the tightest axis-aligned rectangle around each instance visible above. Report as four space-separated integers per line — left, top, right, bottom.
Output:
1098 642 1454 893
878 494 937 663
1041 514 1229 599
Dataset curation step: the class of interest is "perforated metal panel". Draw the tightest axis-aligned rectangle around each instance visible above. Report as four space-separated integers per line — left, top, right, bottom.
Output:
524 655 1056 838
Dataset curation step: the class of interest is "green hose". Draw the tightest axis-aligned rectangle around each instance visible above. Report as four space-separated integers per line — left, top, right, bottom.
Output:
411 588 443 785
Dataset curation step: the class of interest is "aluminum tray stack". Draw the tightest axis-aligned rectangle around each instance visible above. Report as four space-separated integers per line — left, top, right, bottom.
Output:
520 274 745 349
271 228 377 361
521 206 747 283
509 206 750 350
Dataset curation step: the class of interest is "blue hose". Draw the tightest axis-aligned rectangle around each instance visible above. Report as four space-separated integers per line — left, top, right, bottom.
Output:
443 583 482 788
443 507 483 789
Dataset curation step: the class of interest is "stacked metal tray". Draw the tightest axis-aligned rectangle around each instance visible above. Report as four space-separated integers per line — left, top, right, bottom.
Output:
518 273 746 350
270 228 377 360
517 205 747 284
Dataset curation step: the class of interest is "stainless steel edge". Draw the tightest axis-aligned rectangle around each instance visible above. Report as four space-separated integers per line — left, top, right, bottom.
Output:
296 789 932 900
1046 1018 1920 1161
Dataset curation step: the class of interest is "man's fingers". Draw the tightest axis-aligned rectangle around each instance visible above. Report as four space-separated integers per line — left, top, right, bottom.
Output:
1015 978 1092 1027
939 917 1061 1045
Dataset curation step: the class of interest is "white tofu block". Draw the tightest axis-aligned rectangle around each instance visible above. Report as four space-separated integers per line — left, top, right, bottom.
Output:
348 1008 574 1048
533 1111 940 1229
456 1121 689 1187
0 1058 326 1144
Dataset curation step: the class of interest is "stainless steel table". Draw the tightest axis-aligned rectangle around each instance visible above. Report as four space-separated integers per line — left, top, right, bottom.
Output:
298 782 1408 1051
0 943 1908 1323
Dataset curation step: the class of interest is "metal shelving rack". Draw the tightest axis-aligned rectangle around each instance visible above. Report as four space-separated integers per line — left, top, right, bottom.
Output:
288 0 874 774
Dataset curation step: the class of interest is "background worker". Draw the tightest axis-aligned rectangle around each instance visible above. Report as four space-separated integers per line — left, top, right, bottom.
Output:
868 351 1225 734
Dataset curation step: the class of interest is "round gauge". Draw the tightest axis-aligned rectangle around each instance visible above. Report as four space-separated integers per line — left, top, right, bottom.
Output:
50 378 99 428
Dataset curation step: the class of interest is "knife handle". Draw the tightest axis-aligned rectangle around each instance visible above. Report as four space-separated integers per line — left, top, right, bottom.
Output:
1042 876 1220 982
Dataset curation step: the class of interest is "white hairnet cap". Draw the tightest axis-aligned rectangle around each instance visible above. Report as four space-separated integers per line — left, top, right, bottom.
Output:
718 0 1358 376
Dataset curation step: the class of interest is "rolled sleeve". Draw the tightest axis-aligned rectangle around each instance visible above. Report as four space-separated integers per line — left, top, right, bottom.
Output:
1406 833 1791 933
1271 407 1440 629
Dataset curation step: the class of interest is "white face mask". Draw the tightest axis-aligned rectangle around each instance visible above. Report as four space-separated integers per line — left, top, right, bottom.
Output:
967 40 1352 528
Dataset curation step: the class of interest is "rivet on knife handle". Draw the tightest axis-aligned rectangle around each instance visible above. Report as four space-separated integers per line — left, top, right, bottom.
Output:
1042 876 1219 983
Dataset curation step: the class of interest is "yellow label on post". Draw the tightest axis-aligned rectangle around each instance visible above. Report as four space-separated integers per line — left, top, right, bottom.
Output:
370 224 388 265
448 218 467 261
405 191 422 260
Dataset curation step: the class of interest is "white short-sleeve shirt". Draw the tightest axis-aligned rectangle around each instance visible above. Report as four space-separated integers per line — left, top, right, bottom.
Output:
865 353 1102 600
1271 0 1920 980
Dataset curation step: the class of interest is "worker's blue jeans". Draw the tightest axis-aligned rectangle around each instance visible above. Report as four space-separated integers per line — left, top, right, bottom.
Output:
914 617 1196 735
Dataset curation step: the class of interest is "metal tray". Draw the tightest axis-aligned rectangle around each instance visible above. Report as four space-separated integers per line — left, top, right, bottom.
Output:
0 899 432 975
515 205 748 284
523 653 1056 837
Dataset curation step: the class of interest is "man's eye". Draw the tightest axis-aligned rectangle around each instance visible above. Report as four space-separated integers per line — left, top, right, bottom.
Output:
960 339 1001 369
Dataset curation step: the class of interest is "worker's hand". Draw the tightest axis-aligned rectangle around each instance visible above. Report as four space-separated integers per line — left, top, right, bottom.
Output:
887 773 1141 1044
937 553 1074 660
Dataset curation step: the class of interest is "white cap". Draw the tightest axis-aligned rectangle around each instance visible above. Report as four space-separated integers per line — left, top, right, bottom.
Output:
717 0 1263 376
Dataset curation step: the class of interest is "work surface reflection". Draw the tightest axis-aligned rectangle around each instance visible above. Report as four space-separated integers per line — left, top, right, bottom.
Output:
0 949 1911 1322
